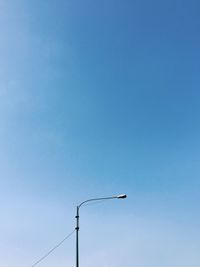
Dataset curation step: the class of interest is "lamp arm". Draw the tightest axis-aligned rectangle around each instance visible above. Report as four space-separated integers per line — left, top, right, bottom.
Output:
78 196 118 209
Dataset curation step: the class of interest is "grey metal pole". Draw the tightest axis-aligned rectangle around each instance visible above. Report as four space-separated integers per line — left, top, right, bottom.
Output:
75 194 126 267
75 206 79 267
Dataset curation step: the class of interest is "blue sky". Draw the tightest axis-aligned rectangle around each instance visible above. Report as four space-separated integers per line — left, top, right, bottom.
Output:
1 0 200 266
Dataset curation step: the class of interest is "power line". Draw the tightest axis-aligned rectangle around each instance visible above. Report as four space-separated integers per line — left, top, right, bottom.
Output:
31 229 75 267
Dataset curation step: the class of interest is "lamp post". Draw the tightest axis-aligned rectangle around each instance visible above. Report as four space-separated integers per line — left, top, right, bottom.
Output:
75 194 127 267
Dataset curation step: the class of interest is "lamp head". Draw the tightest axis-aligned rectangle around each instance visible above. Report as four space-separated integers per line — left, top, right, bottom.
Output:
117 194 127 199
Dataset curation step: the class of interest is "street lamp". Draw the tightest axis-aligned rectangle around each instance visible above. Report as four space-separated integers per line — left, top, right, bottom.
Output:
75 194 127 267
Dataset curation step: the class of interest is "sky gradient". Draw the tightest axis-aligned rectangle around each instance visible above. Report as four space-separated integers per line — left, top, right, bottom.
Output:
1 0 200 266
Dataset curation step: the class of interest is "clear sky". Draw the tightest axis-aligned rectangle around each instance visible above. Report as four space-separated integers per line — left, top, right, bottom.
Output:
1 0 200 266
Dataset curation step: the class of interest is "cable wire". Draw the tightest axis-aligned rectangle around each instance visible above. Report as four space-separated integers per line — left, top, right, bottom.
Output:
31 229 75 267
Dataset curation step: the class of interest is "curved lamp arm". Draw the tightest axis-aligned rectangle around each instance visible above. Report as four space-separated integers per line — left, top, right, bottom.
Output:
78 194 126 209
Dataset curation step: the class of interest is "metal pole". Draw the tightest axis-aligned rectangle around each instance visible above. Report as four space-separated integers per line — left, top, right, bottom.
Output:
75 206 79 267
75 194 126 267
